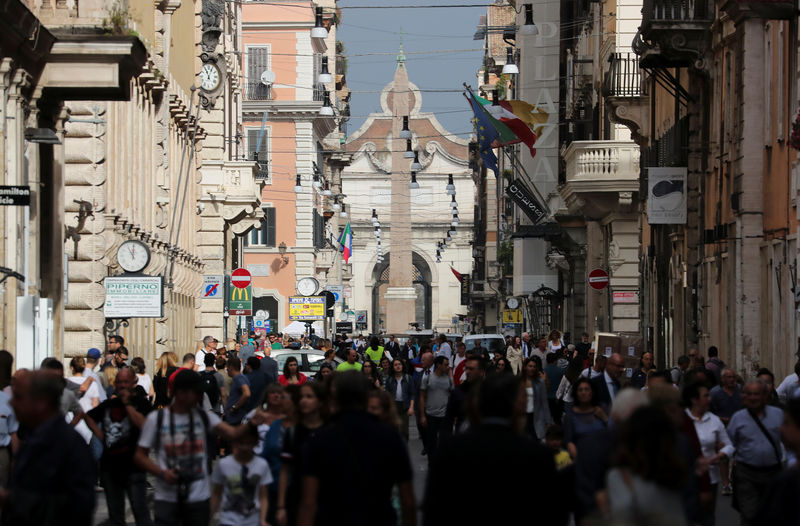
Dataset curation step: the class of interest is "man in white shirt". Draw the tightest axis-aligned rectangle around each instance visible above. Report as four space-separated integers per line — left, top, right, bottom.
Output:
531 337 549 361
580 352 605 379
435 334 453 361
521 332 531 359
196 336 218 371
83 348 107 402
776 361 800 402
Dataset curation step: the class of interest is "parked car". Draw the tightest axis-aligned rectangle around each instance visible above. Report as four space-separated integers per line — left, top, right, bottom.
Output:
270 349 342 375
463 334 506 358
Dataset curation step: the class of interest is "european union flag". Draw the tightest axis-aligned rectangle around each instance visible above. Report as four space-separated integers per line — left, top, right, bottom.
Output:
467 91 499 175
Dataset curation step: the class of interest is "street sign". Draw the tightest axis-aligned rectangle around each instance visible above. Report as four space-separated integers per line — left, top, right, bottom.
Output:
228 281 252 316
588 268 609 290
613 291 639 303
231 268 252 289
355 310 368 330
336 321 353 334
0 186 30 206
502 309 522 324
104 276 163 318
326 285 343 303
460 274 471 306
289 296 326 320
203 275 223 299
253 318 266 328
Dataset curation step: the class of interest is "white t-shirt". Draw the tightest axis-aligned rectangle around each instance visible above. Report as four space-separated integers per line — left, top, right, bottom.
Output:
68 376 100 444
211 455 272 526
136 374 153 397
138 408 222 503
82 369 107 402
243 408 270 453
196 349 212 369
436 342 453 361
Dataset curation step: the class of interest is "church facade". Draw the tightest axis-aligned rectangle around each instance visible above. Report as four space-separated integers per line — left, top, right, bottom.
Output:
342 56 474 334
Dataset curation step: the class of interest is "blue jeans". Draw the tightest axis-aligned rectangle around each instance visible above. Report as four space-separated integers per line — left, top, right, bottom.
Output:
101 470 153 526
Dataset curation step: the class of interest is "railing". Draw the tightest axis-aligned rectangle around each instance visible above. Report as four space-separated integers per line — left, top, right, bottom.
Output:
606 53 644 98
643 0 709 21
564 141 640 182
313 83 325 102
245 81 271 101
255 161 269 181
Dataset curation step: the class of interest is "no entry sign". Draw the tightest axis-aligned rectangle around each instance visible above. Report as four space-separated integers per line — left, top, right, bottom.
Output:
588 268 609 290
231 268 252 289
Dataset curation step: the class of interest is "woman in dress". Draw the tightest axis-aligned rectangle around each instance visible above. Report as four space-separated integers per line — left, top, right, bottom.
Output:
276 382 327 526
506 337 524 375
562 377 608 458
278 356 308 386
521 357 552 440
152 351 179 408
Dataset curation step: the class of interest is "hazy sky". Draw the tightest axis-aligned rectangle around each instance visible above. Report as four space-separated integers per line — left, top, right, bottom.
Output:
337 1 486 137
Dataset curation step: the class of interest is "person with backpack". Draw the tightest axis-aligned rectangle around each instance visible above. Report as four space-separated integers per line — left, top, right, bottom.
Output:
245 357 268 412
135 369 268 526
199 353 225 416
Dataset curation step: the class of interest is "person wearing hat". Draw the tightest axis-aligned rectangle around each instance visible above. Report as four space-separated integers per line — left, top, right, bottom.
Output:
83 348 108 402
196 336 218 372
135 369 268 525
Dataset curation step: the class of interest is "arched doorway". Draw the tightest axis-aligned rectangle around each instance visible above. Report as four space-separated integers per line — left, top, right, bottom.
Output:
372 253 432 332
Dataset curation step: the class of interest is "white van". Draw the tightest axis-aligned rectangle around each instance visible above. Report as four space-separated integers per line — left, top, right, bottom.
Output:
463 334 507 358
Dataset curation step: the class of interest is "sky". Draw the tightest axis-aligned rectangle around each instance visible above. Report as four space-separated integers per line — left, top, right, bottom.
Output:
337 1 487 138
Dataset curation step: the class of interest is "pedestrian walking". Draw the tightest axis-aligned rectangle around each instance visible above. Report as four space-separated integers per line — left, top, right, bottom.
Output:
419 355 453 459
200 353 225 416
361 360 382 389
727 378 784 526
153 352 179 408
336 349 363 372
384 359 415 440
544 352 564 421
276 382 327 526
506 336 523 375
776 361 800 403
135 369 267 526
434 334 452 361
88 367 153 526
297 372 415 526
277 356 307 387
563 377 607 459
3 371 96 526
758 397 800 524
131 357 155 403
521 357 552 440
631 351 655 389
225 357 252 426
710 367 741 494
239 334 256 364
244 357 268 411
0 384 17 488
196 336 218 372
424 373 562 525
210 425 272 526
683 379 733 526
590 353 624 414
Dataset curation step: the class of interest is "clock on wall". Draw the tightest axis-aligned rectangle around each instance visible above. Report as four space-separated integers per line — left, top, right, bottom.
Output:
506 297 519 310
117 240 151 274
199 62 221 92
296 277 319 297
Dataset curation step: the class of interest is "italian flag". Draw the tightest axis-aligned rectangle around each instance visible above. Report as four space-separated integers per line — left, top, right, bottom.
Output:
476 95 548 158
338 222 353 263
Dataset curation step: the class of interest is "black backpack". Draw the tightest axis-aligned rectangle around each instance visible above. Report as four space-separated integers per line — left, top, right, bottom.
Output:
199 370 221 408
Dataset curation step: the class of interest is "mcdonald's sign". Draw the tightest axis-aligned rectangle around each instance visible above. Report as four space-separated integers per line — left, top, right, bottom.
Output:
229 284 252 315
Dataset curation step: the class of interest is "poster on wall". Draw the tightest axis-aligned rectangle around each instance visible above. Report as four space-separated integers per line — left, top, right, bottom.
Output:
647 167 687 224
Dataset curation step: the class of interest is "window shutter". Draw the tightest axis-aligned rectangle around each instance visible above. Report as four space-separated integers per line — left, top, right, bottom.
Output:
265 207 276 247
247 47 269 99
247 128 268 164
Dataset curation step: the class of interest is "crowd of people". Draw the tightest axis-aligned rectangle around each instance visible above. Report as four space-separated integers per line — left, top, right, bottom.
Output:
1 330 800 525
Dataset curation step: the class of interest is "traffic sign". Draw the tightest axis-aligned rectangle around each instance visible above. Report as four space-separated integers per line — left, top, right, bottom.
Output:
203 275 223 299
588 268 610 290
502 309 522 324
326 285 343 303
231 268 252 289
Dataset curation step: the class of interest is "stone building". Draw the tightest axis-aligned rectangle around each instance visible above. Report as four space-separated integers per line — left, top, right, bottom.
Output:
342 55 474 334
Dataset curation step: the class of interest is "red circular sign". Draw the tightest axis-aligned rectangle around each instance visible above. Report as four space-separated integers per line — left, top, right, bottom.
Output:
588 268 609 290
231 268 252 289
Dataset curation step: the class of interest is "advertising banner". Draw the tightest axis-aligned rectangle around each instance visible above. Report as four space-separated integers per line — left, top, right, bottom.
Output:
289 296 326 320
647 167 687 224
104 276 163 318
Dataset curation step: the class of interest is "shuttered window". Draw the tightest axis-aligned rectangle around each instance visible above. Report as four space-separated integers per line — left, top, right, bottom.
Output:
244 207 276 247
246 127 269 179
246 46 270 100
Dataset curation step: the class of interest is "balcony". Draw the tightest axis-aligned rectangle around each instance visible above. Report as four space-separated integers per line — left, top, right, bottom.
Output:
636 0 712 68
245 81 272 101
603 53 650 145
199 160 265 228
722 0 794 20
560 141 640 220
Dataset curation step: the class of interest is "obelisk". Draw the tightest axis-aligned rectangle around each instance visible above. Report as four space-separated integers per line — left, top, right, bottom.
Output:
384 47 417 333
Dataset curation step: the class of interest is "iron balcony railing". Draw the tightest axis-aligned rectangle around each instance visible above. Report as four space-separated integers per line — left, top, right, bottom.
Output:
606 53 644 98
245 81 271 101
642 0 710 22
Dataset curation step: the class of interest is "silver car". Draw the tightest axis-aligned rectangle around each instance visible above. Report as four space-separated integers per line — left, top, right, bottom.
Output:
270 348 342 375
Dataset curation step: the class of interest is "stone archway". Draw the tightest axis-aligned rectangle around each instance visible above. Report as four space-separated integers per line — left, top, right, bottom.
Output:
371 252 432 332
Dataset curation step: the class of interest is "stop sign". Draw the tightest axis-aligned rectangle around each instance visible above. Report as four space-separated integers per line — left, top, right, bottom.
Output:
231 268 252 289
588 268 609 290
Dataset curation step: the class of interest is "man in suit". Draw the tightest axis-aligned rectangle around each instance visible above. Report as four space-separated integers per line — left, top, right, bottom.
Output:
590 353 625 414
521 332 531 359
260 349 279 385
424 373 565 526
385 335 401 361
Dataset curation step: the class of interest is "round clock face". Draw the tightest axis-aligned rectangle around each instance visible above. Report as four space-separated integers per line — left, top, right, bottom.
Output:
117 240 150 273
296 277 319 296
506 297 519 310
199 63 221 92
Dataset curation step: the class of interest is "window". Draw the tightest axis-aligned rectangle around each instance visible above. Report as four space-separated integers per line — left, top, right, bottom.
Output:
246 46 270 100
313 210 325 249
247 127 269 180
245 207 276 247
